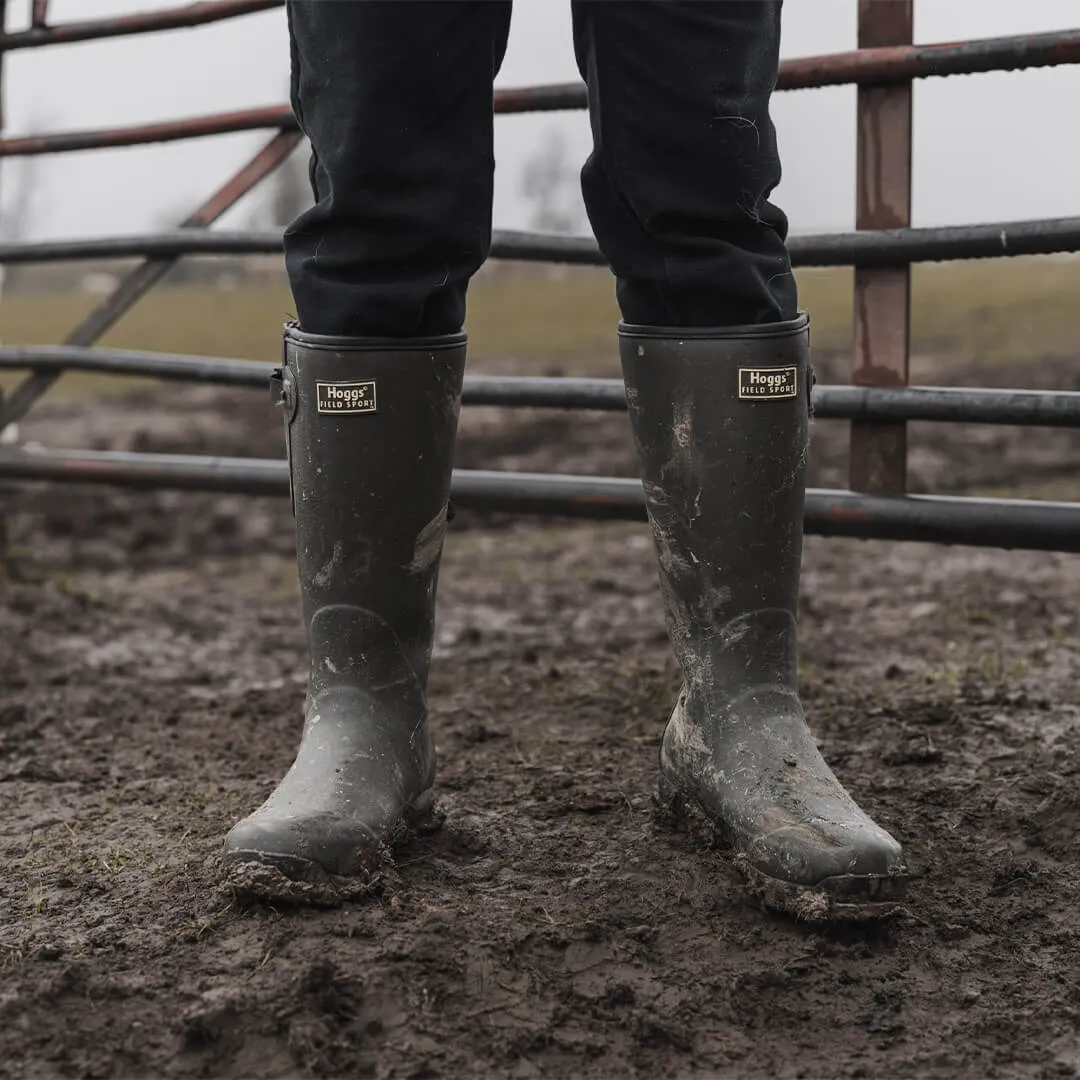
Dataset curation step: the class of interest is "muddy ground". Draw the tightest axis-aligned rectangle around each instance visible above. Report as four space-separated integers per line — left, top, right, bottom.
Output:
2 349 1080 1079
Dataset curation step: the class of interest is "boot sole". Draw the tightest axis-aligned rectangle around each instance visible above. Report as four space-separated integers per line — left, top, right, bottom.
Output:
731 854 908 924
656 776 909 924
222 788 444 904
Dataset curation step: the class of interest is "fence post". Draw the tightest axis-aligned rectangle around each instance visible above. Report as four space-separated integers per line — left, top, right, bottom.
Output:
850 0 914 493
0 0 9 570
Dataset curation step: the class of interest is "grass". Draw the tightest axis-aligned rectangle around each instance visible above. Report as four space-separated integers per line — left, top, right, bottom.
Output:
970 476 1080 502
1 255 1078 402
798 256 1080 373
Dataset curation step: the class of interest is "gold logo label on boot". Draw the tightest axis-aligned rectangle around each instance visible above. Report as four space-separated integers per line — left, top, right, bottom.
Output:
738 366 798 400
316 380 377 414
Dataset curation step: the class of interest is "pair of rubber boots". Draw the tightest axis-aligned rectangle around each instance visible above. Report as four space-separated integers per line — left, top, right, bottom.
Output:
223 317 907 919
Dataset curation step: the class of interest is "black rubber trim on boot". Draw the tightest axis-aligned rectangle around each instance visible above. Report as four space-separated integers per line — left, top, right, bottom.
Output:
622 316 908 923
619 315 809 340
223 326 465 889
284 324 468 351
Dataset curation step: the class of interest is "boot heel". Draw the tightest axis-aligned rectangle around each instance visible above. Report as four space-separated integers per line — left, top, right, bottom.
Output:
655 773 688 825
404 789 445 835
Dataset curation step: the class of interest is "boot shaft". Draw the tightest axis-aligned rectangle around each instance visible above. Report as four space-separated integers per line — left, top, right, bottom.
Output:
278 325 467 690
619 316 811 691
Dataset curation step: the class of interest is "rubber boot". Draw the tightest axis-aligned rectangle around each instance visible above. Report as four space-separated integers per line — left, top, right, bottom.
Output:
620 315 907 920
223 324 466 881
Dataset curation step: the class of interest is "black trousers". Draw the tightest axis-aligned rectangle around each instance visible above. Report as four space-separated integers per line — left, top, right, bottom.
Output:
285 0 798 338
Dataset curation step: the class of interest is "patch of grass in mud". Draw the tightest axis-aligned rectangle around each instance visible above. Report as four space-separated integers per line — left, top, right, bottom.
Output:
458 651 679 732
19 820 161 882
920 639 1032 703
154 786 251 845
5 785 246 924
799 256 1080 369
969 476 1080 503
449 521 653 586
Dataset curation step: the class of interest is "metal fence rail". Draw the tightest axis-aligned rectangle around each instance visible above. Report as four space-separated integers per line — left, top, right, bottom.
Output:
5 215 1080 269
0 0 1078 553
5 27 1080 156
4 444 1080 553
6 347 1080 428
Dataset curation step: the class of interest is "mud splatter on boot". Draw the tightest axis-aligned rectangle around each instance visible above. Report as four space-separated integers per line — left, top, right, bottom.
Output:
223 326 465 896
620 315 908 921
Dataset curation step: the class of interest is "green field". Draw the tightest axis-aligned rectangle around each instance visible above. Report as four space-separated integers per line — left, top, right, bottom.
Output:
1 256 1078 400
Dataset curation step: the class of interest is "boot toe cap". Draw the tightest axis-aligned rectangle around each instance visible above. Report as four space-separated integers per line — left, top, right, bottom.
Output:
223 813 382 880
747 818 906 893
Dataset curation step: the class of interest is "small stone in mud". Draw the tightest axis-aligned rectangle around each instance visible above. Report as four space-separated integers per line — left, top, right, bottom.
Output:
461 722 504 745
937 922 969 942
179 988 245 1050
0 703 29 726
602 983 637 1007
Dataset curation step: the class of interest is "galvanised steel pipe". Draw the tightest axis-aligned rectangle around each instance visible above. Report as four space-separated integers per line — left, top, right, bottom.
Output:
4 347 1080 428
4 216 1080 268
2 446 1080 552
0 345 272 388
464 379 1080 429
803 489 1080 552
812 385 1080 427
0 446 288 495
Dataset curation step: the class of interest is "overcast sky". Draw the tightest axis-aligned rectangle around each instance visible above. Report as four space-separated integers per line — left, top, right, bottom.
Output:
2 0 1080 240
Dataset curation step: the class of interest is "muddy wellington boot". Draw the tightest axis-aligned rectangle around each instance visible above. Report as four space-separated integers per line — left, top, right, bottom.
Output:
620 315 907 920
223 324 466 882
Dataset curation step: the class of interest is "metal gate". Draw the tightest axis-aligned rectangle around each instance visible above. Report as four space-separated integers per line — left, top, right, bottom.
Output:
2 1 1080 550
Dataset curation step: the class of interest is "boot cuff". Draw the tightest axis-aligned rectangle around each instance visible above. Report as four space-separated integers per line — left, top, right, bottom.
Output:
284 321 467 351
619 313 809 341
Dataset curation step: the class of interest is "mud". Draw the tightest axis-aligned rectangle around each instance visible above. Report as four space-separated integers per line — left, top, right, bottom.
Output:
2 351 1080 1078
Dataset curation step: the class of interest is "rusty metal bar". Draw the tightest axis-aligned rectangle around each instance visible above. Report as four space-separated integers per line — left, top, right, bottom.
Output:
7 215 1080 268
0 0 11 565
6 26 1080 159
494 83 585 113
0 0 281 50
851 0 913 495
778 27 1080 90
2 446 1080 553
0 0 8 205
0 0 7 162
0 105 296 158
1 21 1078 77
0 84 589 158
7 347 1080 429
0 130 302 432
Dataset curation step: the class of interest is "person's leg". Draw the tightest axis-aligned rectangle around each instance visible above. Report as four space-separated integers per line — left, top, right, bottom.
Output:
571 0 796 328
574 1 907 919
225 1 511 884
285 0 511 338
